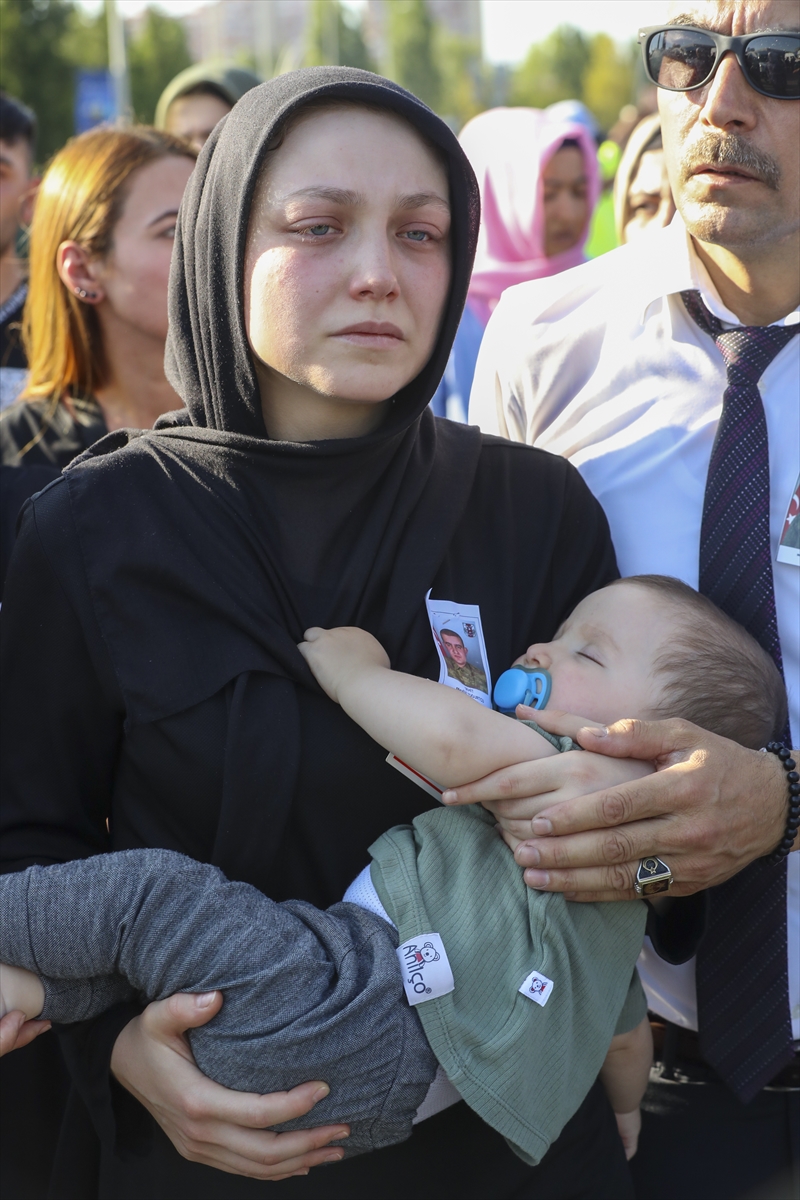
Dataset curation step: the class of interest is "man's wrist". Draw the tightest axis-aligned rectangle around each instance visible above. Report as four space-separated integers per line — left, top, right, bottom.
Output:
763 744 800 861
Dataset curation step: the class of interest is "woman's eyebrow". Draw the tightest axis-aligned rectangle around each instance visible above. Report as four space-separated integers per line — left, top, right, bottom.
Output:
279 186 449 212
397 191 450 211
147 207 180 228
282 185 362 206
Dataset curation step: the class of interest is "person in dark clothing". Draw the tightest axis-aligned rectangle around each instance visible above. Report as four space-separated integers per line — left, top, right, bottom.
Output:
0 125 196 594
0 69 641 1198
0 92 37 411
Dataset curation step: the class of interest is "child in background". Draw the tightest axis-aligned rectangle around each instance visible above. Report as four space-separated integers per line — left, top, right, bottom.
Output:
1 576 786 1165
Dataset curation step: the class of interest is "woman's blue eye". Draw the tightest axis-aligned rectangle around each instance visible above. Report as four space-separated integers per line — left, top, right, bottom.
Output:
404 230 429 242
307 224 331 236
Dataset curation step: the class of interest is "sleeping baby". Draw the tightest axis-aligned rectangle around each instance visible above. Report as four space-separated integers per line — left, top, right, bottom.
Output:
1 575 786 1164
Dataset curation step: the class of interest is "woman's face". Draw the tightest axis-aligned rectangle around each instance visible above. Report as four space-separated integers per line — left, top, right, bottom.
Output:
623 149 676 243
95 154 195 341
541 145 590 258
245 106 451 441
166 92 232 153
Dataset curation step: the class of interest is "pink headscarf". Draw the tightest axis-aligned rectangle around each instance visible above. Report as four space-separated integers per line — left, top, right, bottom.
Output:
460 107 601 326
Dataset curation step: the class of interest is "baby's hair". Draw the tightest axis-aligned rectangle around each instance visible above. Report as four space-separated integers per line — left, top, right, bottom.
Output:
610 575 788 749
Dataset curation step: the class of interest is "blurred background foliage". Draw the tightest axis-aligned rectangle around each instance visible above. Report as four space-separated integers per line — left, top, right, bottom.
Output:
0 1 637 167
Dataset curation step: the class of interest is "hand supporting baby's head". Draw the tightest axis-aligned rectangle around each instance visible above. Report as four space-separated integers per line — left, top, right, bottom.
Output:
517 576 786 750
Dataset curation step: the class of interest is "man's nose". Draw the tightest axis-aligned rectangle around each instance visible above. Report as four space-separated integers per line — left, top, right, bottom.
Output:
698 51 759 133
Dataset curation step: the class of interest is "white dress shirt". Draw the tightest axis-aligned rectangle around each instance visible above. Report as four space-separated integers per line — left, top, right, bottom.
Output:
469 216 800 1038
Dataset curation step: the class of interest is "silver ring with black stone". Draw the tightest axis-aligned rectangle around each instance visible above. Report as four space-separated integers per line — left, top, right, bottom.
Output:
634 856 673 896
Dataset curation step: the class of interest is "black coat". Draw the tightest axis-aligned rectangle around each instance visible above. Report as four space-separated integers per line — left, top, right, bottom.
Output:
1 67 619 1198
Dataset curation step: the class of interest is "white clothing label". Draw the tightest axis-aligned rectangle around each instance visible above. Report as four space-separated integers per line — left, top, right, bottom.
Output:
386 753 445 802
777 473 800 567
397 933 454 1006
425 590 492 708
519 969 554 1007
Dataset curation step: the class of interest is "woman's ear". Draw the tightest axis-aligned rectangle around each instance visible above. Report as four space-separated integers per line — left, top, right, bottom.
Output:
57 240 104 305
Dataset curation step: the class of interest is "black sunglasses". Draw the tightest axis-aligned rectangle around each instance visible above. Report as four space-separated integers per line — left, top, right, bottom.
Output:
638 25 800 100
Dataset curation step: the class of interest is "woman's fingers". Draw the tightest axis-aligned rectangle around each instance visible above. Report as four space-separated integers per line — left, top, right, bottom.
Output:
442 758 562 807
112 995 349 1179
170 1114 348 1178
0 1011 51 1057
517 707 606 742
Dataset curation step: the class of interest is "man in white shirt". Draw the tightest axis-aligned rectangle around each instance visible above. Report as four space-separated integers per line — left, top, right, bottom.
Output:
466 2 799 1197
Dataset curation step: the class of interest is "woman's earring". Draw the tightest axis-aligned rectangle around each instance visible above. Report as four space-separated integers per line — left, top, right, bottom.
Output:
76 288 87 298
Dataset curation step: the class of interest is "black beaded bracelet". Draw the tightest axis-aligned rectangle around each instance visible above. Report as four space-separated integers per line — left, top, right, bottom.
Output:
764 742 800 863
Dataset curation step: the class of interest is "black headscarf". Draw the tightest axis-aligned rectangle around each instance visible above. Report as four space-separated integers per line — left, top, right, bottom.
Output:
62 68 484 884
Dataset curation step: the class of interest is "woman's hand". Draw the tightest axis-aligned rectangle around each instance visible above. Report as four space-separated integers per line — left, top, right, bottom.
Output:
111 990 350 1180
0 1010 51 1057
299 626 390 704
468 716 795 902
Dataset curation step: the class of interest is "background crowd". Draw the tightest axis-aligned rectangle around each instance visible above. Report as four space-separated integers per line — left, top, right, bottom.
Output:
0 2 797 1199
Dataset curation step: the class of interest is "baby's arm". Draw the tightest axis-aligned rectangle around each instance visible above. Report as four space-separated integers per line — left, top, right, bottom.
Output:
298 627 559 789
598 1015 653 1160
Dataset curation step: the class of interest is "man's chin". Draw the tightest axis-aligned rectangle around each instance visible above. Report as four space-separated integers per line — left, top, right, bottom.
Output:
679 197 784 250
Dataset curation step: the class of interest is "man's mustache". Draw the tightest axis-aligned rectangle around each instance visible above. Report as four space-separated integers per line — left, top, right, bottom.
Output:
681 133 781 191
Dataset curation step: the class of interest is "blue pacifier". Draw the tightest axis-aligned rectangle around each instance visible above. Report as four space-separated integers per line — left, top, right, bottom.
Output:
493 666 552 714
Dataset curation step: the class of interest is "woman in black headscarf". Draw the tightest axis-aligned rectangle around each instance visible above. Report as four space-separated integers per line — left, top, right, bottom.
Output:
1 69 623 1198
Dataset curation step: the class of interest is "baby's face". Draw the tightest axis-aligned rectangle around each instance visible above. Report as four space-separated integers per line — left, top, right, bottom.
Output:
515 584 673 725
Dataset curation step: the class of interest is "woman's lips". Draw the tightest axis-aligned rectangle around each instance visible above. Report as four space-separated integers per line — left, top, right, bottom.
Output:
332 321 404 348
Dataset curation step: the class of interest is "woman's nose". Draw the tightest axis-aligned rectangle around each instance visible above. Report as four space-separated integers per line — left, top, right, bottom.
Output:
349 233 400 301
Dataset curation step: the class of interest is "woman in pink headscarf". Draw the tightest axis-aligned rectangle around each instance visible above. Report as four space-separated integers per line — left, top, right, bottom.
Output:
432 107 600 422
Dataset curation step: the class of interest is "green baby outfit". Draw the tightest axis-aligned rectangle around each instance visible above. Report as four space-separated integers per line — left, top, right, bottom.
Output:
369 803 647 1165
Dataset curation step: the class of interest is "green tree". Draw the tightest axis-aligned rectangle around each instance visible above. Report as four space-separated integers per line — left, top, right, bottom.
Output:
436 29 486 128
0 0 75 164
305 0 373 70
509 25 590 109
582 34 636 132
61 1 107 70
386 0 440 111
128 7 192 124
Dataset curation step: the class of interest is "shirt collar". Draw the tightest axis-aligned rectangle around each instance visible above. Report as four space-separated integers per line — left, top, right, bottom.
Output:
638 215 800 329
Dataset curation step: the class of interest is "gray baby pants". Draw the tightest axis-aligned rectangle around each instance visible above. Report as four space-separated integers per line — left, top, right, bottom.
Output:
0 850 437 1155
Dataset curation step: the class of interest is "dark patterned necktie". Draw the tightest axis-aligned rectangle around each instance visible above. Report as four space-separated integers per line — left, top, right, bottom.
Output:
681 289 797 1102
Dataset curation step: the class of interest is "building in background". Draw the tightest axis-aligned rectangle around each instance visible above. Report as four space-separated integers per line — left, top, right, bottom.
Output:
181 1 310 77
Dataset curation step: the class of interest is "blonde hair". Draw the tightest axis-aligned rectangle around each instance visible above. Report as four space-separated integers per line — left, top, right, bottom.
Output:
20 126 195 416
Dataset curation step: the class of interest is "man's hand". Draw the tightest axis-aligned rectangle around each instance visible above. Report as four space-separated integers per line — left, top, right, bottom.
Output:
506 717 792 900
111 991 350 1180
298 627 390 704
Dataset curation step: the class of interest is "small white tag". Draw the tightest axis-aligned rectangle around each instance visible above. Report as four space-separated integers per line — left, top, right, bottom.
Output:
777 472 799 567
397 933 454 1006
519 969 554 1007
386 753 445 802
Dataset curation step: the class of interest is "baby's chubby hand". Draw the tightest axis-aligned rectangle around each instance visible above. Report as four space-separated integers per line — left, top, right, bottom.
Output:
298 627 391 703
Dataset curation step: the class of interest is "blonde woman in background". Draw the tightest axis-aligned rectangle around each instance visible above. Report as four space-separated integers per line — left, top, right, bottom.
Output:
0 126 195 587
613 113 675 244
